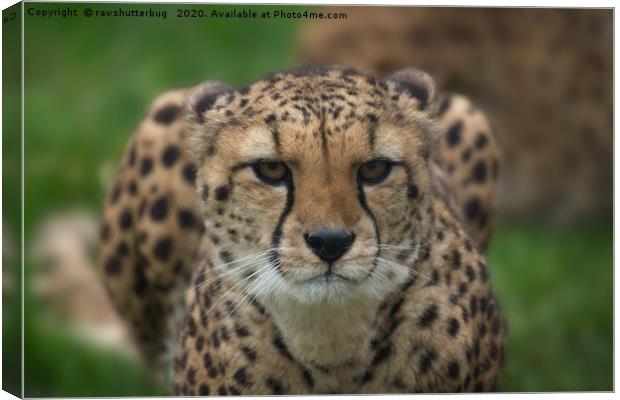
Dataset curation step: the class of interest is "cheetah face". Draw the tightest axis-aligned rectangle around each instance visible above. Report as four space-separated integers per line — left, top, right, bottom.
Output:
186 67 438 305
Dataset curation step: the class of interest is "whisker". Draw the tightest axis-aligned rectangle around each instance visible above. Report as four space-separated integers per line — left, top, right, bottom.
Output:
180 246 293 296
179 257 264 297
376 256 433 282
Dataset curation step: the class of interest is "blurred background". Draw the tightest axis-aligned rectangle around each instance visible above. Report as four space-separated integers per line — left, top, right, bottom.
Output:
3 3 612 396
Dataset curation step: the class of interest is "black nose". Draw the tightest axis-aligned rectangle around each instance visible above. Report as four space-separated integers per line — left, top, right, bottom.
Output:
303 228 356 264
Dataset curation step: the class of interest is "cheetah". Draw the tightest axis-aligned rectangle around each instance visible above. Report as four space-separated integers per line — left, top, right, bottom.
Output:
98 65 506 394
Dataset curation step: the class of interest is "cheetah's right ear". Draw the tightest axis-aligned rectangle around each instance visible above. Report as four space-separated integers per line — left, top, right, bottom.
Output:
384 68 437 112
184 80 233 124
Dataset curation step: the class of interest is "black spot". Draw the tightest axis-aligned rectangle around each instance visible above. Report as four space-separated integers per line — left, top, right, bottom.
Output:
461 148 472 162
264 114 276 124
186 367 196 385
116 241 129 257
470 296 478 316
140 158 153 176
219 251 232 263
417 304 438 328
212 331 220 348
302 368 314 388
233 368 249 387
199 384 210 396
178 210 196 229
242 346 257 362
273 335 293 360
100 224 110 242
475 133 488 149
459 282 468 296
153 237 173 261
419 349 437 374
464 374 472 390
150 196 168 221
428 269 439 286
154 104 181 125
110 183 122 204
217 386 227 396
360 371 373 384
105 256 122 275
235 325 250 337
473 161 487 183
203 352 214 369
119 209 133 230
480 297 488 312
215 185 229 201
201 185 209 201
446 121 463 147
452 249 462 268
465 198 480 220
372 343 393 366
162 145 180 167
447 318 460 336
187 316 197 337
265 377 283 395
220 326 230 341
474 382 484 392
182 164 197 185
478 322 488 338
195 335 205 352
447 361 460 379
128 181 138 196
408 184 419 199
465 265 476 282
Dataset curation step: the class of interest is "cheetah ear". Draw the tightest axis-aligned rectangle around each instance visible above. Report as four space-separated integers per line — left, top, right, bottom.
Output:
385 68 437 112
184 80 233 124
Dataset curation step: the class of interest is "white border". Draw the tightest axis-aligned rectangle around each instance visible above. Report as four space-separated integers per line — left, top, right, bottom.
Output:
0 1 615 399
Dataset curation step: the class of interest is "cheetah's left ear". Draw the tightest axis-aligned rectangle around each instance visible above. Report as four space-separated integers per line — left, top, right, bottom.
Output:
384 68 437 112
184 80 233 124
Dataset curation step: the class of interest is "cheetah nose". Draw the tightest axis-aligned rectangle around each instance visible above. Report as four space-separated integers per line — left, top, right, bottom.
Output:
303 228 356 264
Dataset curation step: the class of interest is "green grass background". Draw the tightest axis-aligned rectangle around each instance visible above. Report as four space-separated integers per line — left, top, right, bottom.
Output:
5 3 612 396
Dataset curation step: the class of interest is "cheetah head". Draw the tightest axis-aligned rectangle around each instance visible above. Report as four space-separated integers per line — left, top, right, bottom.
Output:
185 66 438 306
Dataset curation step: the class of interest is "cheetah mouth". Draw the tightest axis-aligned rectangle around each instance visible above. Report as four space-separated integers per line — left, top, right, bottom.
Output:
294 270 356 285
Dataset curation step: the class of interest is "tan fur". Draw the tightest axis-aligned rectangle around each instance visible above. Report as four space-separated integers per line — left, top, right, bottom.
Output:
99 66 506 394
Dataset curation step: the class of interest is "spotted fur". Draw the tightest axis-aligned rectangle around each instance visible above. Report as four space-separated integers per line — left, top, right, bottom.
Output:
99 66 506 393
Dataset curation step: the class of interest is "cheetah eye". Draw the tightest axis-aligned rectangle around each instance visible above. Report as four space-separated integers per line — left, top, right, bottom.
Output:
358 160 393 185
252 160 289 185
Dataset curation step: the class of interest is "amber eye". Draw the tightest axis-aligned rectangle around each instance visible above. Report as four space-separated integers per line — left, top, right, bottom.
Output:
252 161 289 185
358 160 392 184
